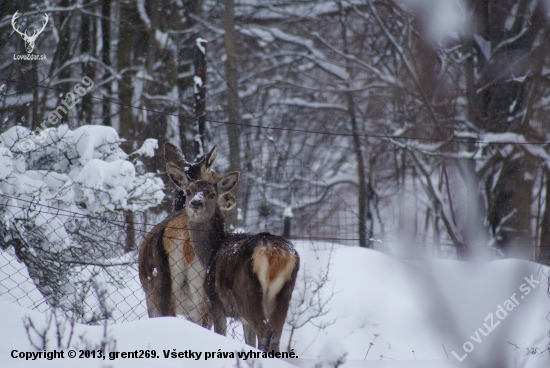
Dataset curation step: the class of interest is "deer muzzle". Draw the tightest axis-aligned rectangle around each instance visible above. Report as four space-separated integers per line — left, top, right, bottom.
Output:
189 199 203 209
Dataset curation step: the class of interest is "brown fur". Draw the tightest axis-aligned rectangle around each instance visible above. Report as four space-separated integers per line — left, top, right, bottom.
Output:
163 215 194 266
252 246 297 284
205 233 299 352
171 169 299 352
138 211 187 316
182 238 195 265
138 143 236 325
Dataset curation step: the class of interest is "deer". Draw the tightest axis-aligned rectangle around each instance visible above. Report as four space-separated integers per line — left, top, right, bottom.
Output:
138 143 236 328
165 164 299 352
12 11 49 54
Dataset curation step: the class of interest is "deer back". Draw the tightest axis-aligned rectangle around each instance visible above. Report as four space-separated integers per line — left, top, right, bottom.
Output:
206 232 299 352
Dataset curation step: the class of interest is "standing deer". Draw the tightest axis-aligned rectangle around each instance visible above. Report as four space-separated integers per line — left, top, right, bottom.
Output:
165 165 299 352
138 143 236 327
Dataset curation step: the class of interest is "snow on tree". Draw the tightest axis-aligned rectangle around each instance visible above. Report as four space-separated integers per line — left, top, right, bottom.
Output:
0 124 164 322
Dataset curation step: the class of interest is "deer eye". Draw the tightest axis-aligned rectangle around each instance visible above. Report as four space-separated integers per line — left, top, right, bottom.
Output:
185 190 191 196
209 193 215 199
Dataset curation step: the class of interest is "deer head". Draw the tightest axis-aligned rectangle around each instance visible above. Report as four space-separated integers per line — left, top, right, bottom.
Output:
166 163 239 223
12 11 49 54
165 143 236 211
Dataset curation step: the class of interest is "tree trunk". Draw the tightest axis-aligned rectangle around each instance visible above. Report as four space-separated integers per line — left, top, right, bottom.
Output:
116 0 136 146
463 0 546 256
223 0 242 229
139 0 173 214
539 167 550 264
117 1 137 252
177 0 203 159
193 39 207 157
51 0 72 125
80 0 94 126
338 1 367 247
101 0 112 126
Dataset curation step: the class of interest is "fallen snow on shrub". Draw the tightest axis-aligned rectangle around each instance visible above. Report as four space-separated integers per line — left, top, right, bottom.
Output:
0 124 164 322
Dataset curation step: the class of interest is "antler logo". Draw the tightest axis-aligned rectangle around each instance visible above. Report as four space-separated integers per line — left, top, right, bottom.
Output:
11 11 49 54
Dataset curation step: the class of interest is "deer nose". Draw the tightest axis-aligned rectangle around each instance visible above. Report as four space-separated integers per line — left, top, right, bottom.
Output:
190 199 203 209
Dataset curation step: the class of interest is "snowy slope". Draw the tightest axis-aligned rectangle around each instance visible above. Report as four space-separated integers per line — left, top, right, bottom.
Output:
1 241 550 367
285 241 550 367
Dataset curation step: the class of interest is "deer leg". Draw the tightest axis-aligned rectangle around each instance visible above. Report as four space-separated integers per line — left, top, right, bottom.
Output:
212 304 227 335
186 261 213 328
243 309 272 352
242 321 256 348
255 322 275 352
267 281 295 352
165 237 186 316
145 290 161 317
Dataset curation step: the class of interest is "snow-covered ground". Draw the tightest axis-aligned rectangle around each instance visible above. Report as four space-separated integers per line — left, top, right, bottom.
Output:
1 240 549 367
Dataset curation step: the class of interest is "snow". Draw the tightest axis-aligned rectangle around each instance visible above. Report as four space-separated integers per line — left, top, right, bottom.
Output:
283 206 293 218
0 124 163 214
73 159 136 211
284 242 550 366
474 34 492 60
191 192 205 202
194 76 203 95
1 241 549 367
196 38 208 55
155 30 176 54
0 248 48 312
132 138 158 158
505 3 519 31
0 147 13 181
70 125 126 165
238 26 275 43
315 336 347 367
0 124 165 322
277 98 347 112
0 301 297 368
136 0 151 29
265 28 350 80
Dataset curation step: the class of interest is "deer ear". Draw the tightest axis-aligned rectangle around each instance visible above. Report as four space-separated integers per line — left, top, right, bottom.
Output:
166 163 191 189
210 170 221 183
164 143 187 168
218 192 237 211
198 145 218 177
217 172 240 194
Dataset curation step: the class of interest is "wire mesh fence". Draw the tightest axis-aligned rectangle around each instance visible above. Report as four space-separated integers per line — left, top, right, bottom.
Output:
2 122 550 358
0 126 364 347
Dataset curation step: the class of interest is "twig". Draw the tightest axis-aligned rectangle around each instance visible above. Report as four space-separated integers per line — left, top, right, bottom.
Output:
364 333 379 359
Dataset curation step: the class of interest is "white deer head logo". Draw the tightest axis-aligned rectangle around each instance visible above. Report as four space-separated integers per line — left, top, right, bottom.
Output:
11 11 49 54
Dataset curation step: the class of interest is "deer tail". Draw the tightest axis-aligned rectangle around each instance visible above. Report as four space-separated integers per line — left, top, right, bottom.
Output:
251 238 298 320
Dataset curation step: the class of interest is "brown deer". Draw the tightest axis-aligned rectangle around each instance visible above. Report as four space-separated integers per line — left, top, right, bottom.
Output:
165 165 299 352
138 143 236 327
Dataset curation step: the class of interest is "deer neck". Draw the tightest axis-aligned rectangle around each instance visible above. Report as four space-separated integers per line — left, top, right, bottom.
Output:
188 206 226 268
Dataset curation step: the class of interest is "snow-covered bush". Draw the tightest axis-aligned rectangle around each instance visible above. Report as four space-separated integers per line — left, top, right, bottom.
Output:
0 124 164 322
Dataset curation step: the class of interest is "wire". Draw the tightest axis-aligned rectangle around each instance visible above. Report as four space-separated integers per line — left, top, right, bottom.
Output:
2 78 550 146
1 193 542 248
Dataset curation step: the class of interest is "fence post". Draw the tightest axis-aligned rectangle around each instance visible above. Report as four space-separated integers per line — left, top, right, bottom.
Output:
283 207 293 238
124 210 135 253
193 38 207 158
